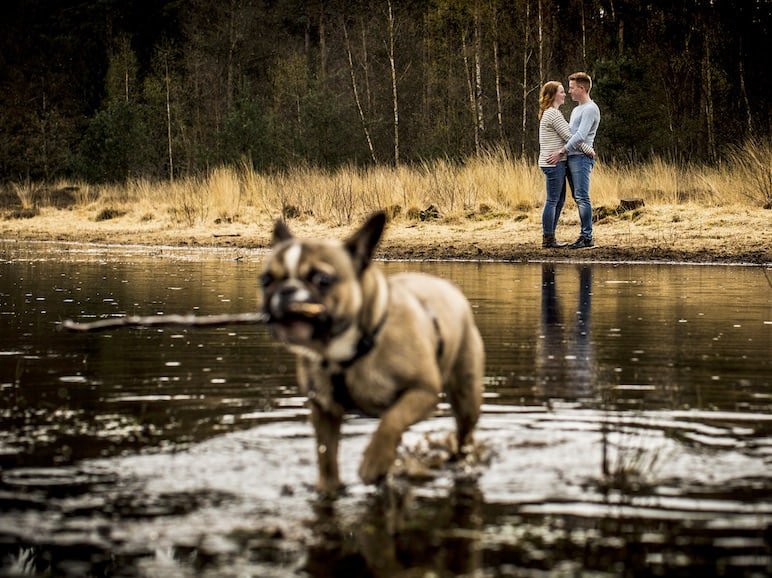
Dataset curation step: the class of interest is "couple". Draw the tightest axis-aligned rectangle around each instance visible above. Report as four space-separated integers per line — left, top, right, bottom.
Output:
538 72 600 249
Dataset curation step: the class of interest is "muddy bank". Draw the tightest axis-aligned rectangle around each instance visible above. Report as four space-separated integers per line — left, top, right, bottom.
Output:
1 205 770 264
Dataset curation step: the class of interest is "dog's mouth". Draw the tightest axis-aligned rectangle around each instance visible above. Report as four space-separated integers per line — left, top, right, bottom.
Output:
267 302 331 344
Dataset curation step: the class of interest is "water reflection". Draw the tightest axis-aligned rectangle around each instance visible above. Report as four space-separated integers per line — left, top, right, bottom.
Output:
306 479 483 577
536 263 594 397
0 243 770 577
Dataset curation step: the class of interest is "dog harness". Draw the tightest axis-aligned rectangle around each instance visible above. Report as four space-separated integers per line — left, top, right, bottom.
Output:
328 311 388 411
327 306 445 412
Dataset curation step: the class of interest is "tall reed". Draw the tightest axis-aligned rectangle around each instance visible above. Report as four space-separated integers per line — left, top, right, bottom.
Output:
11 141 768 224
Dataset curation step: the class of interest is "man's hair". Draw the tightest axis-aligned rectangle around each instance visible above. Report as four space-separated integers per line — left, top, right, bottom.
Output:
569 72 592 93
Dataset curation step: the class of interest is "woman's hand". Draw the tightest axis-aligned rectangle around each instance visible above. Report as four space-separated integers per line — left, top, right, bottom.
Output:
546 148 564 164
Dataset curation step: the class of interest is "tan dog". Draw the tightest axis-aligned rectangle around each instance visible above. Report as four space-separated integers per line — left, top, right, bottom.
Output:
260 212 484 493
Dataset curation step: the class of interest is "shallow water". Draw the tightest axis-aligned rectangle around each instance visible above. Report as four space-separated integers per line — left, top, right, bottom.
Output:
0 242 770 577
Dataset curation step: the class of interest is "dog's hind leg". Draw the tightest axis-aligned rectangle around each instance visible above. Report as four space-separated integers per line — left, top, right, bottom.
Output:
446 325 485 455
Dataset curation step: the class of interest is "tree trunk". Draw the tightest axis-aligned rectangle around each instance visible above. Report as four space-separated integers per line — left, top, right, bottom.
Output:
120 37 131 104
360 19 373 115
343 17 377 163
473 5 485 145
702 37 716 160
738 39 753 136
461 28 479 153
39 82 49 181
537 0 544 87
521 0 531 156
492 2 504 140
387 0 400 167
226 0 236 112
579 0 587 67
319 4 327 82
165 58 174 183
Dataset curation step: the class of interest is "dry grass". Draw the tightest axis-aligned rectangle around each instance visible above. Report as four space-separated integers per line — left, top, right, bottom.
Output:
2 141 770 236
3 136 769 265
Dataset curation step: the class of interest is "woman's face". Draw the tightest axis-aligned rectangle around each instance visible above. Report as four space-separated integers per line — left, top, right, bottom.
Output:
553 85 566 107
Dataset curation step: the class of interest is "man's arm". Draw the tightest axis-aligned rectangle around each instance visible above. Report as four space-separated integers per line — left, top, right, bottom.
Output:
564 104 599 153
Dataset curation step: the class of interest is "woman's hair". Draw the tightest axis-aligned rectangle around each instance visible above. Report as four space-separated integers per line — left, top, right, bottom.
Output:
538 81 562 119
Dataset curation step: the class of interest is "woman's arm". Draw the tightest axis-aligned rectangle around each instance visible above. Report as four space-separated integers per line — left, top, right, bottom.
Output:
546 109 595 161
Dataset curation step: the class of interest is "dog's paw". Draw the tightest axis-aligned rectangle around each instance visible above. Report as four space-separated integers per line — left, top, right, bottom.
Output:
359 443 396 484
316 477 345 497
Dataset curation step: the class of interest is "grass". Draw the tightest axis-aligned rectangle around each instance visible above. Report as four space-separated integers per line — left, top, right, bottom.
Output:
3 141 770 227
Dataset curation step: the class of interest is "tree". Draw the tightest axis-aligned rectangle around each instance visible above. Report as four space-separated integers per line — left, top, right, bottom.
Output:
386 0 400 166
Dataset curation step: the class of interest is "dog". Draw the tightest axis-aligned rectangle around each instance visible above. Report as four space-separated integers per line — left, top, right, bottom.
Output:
260 211 484 494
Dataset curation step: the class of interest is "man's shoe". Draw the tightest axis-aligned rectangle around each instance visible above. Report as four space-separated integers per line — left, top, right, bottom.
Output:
568 236 594 249
542 235 566 249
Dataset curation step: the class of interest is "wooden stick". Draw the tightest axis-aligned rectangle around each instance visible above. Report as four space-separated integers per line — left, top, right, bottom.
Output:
61 312 269 332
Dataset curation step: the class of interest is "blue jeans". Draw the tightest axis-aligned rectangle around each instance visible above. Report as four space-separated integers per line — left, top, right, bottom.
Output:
567 155 595 239
541 162 566 236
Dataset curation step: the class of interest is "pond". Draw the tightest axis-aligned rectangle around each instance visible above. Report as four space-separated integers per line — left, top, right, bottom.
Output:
0 241 770 578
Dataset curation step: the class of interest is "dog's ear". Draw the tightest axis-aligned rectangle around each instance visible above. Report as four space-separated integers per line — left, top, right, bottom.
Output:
272 220 294 245
345 211 387 274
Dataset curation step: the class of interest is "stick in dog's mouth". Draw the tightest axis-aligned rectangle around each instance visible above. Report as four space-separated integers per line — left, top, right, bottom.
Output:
285 302 327 317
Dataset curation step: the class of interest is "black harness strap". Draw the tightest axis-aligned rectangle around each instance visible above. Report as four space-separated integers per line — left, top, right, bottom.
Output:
431 314 444 359
331 371 358 411
336 312 388 370
329 306 445 411
329 312 388 410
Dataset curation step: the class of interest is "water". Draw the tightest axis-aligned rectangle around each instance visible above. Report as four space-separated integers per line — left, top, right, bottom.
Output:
0 242 770 577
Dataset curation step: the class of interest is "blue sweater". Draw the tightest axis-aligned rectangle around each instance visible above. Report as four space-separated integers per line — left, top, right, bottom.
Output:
565 100 600 154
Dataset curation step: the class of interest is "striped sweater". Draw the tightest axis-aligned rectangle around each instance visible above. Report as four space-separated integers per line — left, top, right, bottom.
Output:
538 107 594 167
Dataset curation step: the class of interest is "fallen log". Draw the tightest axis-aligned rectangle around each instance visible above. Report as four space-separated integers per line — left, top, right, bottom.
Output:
619 198 645 211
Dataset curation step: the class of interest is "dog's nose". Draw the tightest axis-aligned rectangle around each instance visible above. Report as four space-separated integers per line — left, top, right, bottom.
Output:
278 285 298 298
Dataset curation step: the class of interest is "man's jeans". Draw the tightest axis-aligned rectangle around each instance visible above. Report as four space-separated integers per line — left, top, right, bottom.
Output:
567 155 595 239
541 161 566 236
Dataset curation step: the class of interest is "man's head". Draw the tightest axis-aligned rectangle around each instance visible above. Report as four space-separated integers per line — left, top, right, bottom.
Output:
568 72 592 103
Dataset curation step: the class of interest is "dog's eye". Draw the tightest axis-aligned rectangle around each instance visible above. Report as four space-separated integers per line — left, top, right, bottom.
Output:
259 272 275 288
310 270 337 291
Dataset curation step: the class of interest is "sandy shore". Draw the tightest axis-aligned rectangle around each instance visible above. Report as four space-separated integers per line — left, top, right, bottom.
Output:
1 205 770 265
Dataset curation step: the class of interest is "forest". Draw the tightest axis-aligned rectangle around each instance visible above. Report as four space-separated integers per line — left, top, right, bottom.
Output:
1 0 770 184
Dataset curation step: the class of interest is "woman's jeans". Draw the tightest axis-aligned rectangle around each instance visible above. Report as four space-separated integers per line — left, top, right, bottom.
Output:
567 155 595 239
541 161 566 236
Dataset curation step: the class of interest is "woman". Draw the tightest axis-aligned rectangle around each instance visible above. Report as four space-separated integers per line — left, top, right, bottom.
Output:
538 81 595 248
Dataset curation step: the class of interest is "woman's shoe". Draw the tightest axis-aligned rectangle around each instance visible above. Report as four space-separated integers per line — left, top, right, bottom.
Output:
542 235 565 248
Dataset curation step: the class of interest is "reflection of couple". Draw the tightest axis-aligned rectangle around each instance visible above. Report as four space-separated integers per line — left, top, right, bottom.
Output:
538 72 601 249
536 263 594 396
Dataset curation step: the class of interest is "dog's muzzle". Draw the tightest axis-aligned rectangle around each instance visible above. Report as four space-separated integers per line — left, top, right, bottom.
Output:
264 285 330 344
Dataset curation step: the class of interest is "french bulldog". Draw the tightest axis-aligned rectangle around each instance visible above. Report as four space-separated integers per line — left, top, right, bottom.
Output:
260 211 484 494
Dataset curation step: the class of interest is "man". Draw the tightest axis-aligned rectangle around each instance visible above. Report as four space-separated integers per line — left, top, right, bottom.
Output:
546 72 600 249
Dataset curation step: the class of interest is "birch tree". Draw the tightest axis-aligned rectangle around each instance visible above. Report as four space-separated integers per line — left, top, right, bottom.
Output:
520 0 535 156
473 3 485 147
491 1 504 140
386 0 400 166
342 16 377 162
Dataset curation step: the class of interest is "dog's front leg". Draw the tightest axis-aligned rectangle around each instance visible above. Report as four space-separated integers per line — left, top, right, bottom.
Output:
359 388 439 484
310 402 344 495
